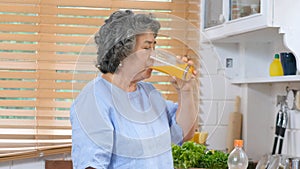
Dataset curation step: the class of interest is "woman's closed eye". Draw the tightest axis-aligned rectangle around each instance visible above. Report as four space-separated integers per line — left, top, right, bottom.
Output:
144 46 155 50
143 46 152 50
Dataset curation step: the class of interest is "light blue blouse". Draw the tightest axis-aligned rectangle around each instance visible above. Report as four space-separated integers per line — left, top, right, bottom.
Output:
70 75 183 169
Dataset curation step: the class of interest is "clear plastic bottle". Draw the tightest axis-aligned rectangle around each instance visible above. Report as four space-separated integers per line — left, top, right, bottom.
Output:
227 139 248 169
269 54 284 76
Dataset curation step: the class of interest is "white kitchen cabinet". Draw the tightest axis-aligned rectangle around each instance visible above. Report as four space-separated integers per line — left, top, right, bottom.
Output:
203 0 269 41
201 0 300 161
201 0 300 84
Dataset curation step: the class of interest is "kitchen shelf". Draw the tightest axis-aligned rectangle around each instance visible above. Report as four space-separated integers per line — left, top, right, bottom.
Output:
201 0 300 85
231 75 300 84
203 27 281 43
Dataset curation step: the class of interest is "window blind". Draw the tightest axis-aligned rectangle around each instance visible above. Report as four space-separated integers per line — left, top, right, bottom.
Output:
0 0 200 161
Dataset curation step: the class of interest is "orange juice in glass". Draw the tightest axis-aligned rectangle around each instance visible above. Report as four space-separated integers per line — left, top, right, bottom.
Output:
150 49 194 81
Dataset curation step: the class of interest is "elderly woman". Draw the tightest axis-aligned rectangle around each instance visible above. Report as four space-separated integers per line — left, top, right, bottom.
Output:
70 10 198 169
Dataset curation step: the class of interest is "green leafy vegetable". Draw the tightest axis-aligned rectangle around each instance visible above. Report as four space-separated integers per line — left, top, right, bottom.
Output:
172 141 228 169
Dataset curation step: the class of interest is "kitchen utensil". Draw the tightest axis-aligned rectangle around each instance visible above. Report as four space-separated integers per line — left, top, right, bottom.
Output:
226 96 242 153
255 154 269 169
267 154 280 169
272 105 283 155
266 96 288 169
285 157 300 169
296 91 300 110
262 117 278 169
278 105 288 155
271 95 288 155
256 154 286 169
287 89 297 110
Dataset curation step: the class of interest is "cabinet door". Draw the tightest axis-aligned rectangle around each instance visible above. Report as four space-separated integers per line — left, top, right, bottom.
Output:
202 0 270 41
203 0 223 29
230 0 261 20
203 0 262 29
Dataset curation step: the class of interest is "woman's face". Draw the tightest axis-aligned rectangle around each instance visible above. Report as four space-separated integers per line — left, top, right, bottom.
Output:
121 32 156 82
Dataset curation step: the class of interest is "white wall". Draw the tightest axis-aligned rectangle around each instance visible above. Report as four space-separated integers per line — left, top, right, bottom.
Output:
199 44 300 162
199 44 241 151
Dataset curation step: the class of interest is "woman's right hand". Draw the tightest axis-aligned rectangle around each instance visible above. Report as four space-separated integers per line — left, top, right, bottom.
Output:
170 55 197 92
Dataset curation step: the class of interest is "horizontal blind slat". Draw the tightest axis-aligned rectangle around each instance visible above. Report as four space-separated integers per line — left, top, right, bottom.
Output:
0 128 72 136
0 61 37 70
0 3 39 13
0 110 70 117
0 100 72 108
0 53 37 61
54 0 174 9
0 71 96 80
0 0 39 4
0 24 39 33
0 90 76 99
0 14 39 23
0 146 71 162
0 100 36 107
0 34 186 49
0 72 37 79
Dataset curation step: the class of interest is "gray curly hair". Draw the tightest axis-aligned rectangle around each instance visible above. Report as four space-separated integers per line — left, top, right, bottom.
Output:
94 10 161 73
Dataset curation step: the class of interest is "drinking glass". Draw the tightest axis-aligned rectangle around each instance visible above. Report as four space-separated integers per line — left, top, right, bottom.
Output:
150 49 194 81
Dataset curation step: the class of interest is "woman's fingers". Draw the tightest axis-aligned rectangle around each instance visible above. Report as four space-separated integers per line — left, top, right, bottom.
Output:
182 56 188 62
175 55 197 78
177 55 189 62
176 55 197 77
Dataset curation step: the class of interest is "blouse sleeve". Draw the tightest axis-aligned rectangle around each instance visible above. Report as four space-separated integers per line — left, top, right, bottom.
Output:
165 100 183 145
142 81 184 145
